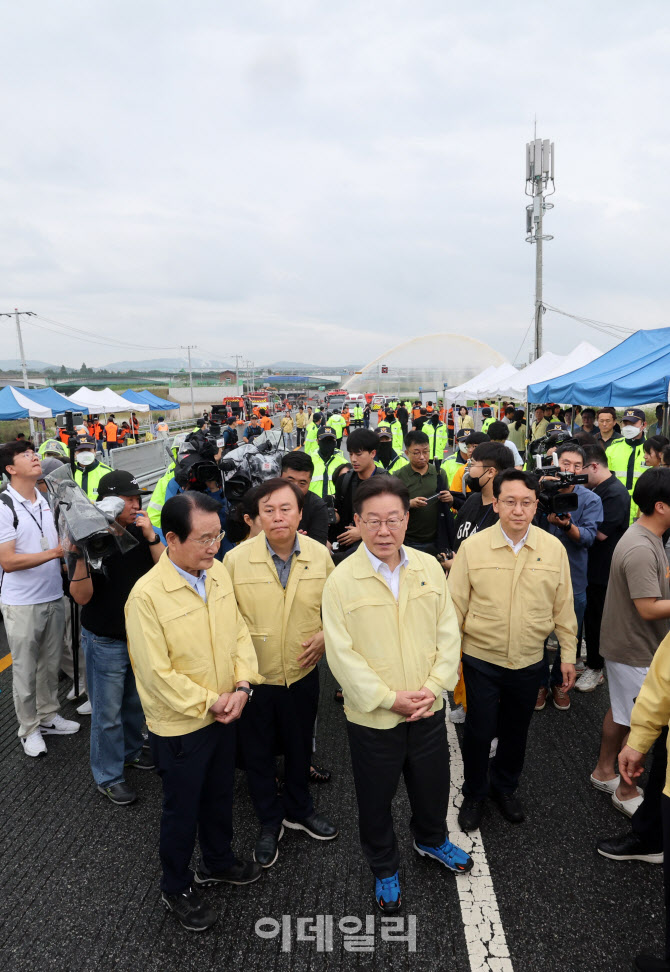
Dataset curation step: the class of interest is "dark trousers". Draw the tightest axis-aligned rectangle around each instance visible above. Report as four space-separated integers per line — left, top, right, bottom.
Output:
347 713 450 878
584 582 607 670
631 728 667 850
462 655 544 800
149 721 236 894
296 428 305 447
239 667 318 829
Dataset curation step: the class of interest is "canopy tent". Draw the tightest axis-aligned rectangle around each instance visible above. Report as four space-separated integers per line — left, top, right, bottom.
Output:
447 362 519 404
0 386 52 420
120 389 180 410
483 351 566 401
18 386 90 416
527 328 670 407
67 386 150 412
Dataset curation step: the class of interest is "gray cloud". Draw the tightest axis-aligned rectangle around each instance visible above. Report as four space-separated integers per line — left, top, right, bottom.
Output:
1 0 668 368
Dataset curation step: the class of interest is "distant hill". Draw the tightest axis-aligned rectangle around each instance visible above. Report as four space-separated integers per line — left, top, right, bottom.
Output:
102 357 233 372
0 359 60 371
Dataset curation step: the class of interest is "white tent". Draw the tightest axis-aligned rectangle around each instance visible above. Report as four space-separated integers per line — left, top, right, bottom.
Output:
447 362 519 404
68 386 150 412
483 351 566 401
523 341 603 400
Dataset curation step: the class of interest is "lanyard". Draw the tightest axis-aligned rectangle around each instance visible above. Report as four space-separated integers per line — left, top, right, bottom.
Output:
476 504 494 533
19 500 45 538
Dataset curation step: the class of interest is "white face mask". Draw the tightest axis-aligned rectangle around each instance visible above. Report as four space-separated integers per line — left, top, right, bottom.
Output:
458 442 469 454
76 451 96 466
621 425 641 441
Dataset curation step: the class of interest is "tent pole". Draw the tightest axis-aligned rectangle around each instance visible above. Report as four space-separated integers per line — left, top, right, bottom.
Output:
663 402 669 440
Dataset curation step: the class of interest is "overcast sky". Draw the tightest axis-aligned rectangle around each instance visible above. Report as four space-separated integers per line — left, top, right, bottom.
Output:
1 1 668 369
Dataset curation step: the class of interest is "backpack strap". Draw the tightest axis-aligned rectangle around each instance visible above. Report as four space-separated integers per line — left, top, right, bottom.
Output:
0 492 18 529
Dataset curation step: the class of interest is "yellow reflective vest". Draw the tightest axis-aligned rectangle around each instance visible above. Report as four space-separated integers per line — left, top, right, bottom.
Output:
423 421 448 462
606 437 647 523
74 460 113 500
147 462 177 529
304 421 319 455
308 450 348 498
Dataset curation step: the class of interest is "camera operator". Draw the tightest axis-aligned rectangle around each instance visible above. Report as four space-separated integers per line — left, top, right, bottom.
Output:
157 433 234 558
536 442 603 712
69 471 165 805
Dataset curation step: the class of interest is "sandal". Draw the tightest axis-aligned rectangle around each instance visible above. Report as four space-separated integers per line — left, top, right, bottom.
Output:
309 764 331 784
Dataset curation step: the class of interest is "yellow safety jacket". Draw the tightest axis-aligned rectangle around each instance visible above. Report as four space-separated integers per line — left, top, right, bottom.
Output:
74 460 113 501
147 462 176 529
423 421 448 462
606 437 647 523
308 450 348 498
304 422 319 455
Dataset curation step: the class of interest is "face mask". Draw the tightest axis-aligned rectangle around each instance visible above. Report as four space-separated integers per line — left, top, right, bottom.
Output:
459 442 468 454
319 439 336 459
377 442 393 463
622 425 641 441
76 451 96 466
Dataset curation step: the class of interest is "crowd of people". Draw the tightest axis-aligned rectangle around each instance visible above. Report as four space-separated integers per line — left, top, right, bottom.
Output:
1 395 670 972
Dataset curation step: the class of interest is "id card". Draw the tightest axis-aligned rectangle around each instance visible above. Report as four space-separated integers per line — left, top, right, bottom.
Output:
40 536 50 551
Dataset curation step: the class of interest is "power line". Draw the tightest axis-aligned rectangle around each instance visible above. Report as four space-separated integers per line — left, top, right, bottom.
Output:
31 314 182 351
543 303 637 338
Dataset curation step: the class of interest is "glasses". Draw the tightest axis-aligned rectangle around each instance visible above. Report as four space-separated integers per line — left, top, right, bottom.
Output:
498 499 536 509
18 450 37 459
360 515 407 532
188 531 225 547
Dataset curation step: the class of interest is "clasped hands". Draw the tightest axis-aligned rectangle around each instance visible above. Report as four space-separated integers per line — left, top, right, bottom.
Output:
391 687 437 722
210 682 250 724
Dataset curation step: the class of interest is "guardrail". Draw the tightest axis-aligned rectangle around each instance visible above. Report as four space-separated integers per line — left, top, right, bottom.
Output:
108 438 174 491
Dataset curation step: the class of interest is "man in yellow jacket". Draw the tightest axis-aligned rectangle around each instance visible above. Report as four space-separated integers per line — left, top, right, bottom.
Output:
125 491 264 933
323 475 472 914
224 479 338 868
448 467 577 832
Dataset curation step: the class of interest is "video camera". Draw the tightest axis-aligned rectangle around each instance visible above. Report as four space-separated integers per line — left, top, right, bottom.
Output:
536 470 589 516
174 430 225 491
43 464 138 578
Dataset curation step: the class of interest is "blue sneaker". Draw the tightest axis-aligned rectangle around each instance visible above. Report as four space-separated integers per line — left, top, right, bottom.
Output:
374 871 401 913
413 837 474 873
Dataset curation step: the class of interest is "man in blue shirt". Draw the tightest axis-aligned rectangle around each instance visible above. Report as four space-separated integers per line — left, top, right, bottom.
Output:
537 442 603 711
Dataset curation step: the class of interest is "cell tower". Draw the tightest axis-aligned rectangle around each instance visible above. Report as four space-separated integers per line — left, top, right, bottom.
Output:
525 135 555 360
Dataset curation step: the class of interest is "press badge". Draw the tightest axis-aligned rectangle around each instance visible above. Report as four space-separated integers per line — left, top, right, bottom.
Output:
40 536 49 551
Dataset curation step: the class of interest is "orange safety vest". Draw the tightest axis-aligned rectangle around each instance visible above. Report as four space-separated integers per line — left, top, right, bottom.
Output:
131 416 139 433
156 422 169 432
260 416 273 430
105 422 118 443
412 407 421 421
88 421 102 440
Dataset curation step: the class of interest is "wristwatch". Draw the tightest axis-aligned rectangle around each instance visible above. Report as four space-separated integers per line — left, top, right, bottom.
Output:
235 686 253 698
147 533 162 545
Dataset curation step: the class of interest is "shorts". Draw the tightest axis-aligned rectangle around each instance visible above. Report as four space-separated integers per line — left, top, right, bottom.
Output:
605 659 649 727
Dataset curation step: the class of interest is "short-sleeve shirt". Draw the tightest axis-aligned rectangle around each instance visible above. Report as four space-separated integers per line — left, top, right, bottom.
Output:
600 522 670 666
0 485 63 605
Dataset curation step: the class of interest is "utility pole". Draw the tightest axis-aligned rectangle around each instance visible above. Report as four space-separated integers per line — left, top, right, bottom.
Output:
525 132 555 361
181 345 196 418
0 309 37 437
226 353 243 393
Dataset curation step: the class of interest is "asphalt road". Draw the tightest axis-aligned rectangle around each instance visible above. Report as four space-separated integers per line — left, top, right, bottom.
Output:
0 645 663 972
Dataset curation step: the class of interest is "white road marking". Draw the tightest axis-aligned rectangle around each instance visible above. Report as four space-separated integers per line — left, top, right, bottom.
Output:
444 697 514 972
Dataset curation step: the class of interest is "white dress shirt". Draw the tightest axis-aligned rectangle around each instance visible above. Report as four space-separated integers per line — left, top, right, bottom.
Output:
500 526 530 555
363 544 410 601
170 559 208 602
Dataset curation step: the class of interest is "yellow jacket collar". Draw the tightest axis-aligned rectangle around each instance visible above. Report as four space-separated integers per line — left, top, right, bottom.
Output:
247 530 312 566
489 522 538 550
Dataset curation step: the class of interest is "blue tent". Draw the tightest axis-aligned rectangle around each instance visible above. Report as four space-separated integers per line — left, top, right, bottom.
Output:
0 385 89 420
20 386 89 415
120 389 180 410
527 328 670 406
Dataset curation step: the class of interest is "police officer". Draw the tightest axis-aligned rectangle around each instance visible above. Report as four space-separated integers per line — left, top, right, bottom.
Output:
424 412 449 470
375 428 408 474
607 408 648 522
327 409 347 447
309 427 348 499
352 403 364 429
481 408 494 434
376 410 404 455
72 436 113 501
304 411 323 456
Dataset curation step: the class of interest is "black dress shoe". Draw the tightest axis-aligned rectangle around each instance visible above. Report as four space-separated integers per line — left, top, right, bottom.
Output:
161 887 216 932
125 751 156 771
633 955 670 971
458 797 485 832
253 826 284 868
597 832 663 864
283 812 339 840
194 858 262 886
97 781 137 805
490 789 524 823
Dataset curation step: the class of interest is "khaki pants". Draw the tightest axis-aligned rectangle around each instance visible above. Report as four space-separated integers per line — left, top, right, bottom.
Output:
1 599 65 738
